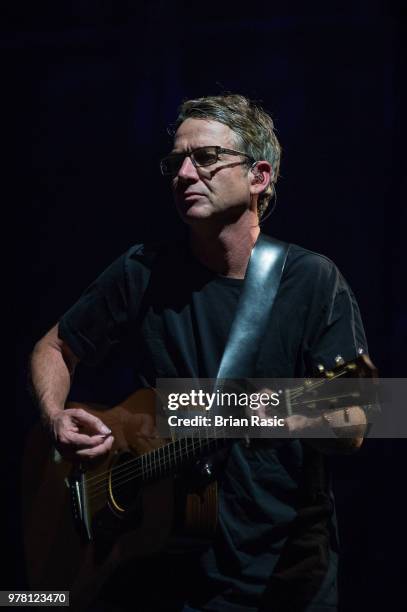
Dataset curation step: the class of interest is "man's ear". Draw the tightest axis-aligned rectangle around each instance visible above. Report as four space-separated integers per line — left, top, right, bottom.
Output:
249 161 272 194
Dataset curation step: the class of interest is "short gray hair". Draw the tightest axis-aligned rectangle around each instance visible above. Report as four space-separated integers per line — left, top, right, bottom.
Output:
173 94 281 218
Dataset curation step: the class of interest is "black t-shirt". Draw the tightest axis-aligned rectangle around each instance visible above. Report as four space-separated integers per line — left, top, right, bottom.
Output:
59 238 368 611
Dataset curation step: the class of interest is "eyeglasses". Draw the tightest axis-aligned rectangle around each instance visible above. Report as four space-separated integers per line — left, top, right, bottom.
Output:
160 145 254 177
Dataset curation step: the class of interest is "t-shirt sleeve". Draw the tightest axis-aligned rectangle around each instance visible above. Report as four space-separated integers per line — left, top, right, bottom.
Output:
305 258 368 372
58 245 144 366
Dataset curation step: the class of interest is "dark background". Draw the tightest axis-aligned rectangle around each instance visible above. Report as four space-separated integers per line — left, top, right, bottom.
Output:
10 0 406 609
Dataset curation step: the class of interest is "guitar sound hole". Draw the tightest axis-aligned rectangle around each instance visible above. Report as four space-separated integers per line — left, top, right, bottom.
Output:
108 451 142 514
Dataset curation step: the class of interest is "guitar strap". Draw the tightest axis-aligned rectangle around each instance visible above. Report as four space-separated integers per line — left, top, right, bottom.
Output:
216 234 290 381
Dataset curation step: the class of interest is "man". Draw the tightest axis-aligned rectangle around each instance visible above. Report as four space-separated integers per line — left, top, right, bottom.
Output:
30 94 369 611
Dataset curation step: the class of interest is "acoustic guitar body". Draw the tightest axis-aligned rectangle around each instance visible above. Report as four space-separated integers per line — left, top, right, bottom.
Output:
22 388 217 610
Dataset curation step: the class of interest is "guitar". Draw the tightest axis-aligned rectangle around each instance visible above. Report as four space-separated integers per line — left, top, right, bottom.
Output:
22 387 223 610
22 355 377 609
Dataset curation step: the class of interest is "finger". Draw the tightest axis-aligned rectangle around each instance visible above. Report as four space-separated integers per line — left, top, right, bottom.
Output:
60 431 112 449
75 435 114 458
66 408 111 435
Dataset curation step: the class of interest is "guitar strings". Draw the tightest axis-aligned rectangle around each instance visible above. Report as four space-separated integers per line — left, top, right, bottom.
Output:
87 439 222 500
84 370 350 499
86 420 228 498
285 369 349 400
85 371 348 492
86 436 226 501
84 425 217 486
83 418 225 489
85 417 225 490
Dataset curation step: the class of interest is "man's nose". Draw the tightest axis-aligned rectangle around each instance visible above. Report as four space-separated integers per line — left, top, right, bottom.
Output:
177 156 199 180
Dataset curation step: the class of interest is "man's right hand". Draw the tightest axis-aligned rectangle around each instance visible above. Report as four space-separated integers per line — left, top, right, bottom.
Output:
49 408 114 461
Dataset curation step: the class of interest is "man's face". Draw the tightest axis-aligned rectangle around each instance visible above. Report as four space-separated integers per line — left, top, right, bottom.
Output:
171 118 252 224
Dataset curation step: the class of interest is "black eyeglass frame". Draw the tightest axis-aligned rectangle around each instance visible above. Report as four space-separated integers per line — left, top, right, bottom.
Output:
160 145 255 177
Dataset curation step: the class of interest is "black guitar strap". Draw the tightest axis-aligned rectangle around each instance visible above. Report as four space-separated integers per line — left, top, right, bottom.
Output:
216 234 290 381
